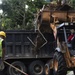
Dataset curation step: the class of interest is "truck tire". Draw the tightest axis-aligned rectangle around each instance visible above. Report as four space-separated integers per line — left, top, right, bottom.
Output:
28 60 44 75
44 59 53 75
53 52 67 75
8 61 27 75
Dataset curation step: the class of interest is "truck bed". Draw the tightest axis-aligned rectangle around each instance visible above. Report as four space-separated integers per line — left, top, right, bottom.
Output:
5 30 55 60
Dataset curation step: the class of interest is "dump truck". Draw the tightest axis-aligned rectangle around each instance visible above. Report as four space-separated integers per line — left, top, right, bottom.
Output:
1 1 75 75
3 29 55 75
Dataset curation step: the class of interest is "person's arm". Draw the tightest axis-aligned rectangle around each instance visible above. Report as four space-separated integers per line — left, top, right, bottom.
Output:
50 23 57 40
68 34 74 42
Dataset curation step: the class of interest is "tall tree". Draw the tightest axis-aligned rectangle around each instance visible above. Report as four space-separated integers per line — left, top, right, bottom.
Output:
0 0 46 30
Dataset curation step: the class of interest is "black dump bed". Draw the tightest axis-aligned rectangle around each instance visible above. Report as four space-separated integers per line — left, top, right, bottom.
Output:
5 30 55 59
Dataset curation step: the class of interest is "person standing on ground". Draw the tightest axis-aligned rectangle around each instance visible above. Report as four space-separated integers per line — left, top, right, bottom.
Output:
0 31 6 70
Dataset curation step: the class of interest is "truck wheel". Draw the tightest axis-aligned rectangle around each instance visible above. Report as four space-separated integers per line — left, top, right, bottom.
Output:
8 61 27 75
44 59 53 75
29 60 44 75
53 52 67 75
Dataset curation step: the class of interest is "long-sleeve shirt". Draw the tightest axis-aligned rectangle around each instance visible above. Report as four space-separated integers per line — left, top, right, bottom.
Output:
68 34 75 42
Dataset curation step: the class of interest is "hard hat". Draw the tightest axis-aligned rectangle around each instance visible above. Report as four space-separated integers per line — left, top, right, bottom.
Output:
0 31 6 37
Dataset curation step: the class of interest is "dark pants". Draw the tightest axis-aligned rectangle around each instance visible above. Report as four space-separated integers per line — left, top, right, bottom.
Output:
71 37 75 50
0 57 2 65
0 57 4 71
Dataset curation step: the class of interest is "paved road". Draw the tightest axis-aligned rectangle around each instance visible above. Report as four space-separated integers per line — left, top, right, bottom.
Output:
67 71 74 75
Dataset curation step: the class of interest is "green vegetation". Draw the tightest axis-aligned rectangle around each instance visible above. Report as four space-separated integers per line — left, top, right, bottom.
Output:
0 0 75 30
0 0 46 30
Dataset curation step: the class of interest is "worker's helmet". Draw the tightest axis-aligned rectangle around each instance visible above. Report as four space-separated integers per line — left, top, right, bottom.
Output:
0 31 6 38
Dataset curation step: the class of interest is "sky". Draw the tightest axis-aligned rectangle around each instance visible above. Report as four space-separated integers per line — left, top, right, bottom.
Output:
0 0 3 14
0 0 2 4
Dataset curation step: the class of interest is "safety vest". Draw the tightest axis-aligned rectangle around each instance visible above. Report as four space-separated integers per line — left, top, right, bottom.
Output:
0 38 3 57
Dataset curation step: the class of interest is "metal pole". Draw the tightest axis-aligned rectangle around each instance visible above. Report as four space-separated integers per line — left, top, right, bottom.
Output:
63 27 68 44
4 61 28 75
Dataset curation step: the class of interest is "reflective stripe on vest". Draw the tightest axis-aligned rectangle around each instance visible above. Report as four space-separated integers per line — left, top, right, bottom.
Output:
0 38 3 57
